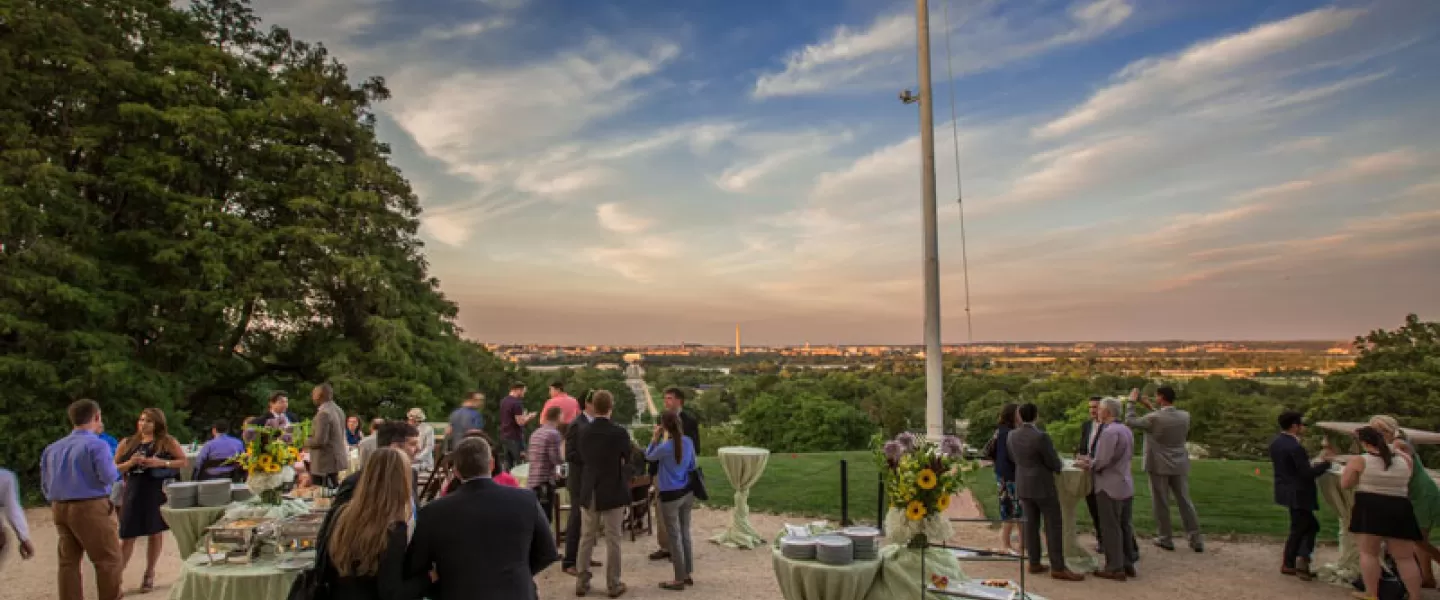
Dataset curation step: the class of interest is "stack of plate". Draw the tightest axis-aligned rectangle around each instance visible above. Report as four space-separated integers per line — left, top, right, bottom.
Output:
230 483 252 503
779 536 817 560
841 526 881 560
198 480 231 507
166 482 198 509
815 535 854 565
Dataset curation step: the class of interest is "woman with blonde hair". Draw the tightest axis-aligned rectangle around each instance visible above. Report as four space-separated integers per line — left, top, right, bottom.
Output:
1369 415 1440 587
115 408 188 593
324 447 429 600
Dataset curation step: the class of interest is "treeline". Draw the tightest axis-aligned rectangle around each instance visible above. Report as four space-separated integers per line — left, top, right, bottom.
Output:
656 316 1439 464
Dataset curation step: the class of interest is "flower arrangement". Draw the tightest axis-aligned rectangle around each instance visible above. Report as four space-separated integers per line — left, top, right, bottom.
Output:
874 432 976 546
229 419 311 503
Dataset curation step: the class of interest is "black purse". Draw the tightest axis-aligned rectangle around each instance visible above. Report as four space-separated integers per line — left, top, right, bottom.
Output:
687 467 709 502
982 432 999 462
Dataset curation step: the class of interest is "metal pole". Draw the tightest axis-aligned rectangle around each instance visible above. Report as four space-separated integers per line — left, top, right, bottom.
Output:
915 0 944 442
840 460 851 526
877 471 886 532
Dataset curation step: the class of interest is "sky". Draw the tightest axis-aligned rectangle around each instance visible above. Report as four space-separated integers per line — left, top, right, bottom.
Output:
244 0 1440 345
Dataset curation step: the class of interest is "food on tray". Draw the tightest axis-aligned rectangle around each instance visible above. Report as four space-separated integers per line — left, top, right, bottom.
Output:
929 574 950 589
981 579 1009 588
225 519 262 529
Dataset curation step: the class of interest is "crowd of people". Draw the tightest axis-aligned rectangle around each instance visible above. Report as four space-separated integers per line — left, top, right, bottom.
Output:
5 380 704 600
987 386 1440 599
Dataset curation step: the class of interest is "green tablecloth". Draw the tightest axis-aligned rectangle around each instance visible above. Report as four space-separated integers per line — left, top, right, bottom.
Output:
1317 469 1358 586
772 547 880 600
1054 463 1097 573
161 505 229 558
167 553 300 600
712 447 770 549
863 544 965 600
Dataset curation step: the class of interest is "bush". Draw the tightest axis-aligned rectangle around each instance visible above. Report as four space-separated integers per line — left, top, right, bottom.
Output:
697 423 747 457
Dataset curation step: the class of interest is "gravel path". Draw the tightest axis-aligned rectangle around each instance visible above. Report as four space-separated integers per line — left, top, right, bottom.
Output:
1 504 1415 600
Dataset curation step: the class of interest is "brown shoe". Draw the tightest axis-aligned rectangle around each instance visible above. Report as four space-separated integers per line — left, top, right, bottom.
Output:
1092 570 1126 582
1051 570 1085 582
608 583 628 598
1028 564 1050 575
1281 567 1298 576
1124 566 1138 578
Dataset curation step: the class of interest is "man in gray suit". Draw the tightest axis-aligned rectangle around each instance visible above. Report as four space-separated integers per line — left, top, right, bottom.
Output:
1125 386 1204 552
1007 404 1086 582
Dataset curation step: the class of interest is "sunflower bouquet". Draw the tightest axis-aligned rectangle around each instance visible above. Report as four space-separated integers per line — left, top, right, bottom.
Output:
874 432 975 546
229 419 311 503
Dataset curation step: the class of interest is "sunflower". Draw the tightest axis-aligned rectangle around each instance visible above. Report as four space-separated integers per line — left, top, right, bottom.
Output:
906 500 927 521
916 468 937 490
264 462 282 474
937 494 952 511
258 454 275 469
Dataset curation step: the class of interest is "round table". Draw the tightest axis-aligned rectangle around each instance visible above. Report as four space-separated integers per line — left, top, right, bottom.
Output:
771 547 880 600
161 505 230 558
1317 468 1358 586
1053 462 1098 573
168 553 301 600
711 447 771 549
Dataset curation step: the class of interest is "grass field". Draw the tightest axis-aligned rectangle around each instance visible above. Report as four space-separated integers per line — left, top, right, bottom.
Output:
696 452 1340 541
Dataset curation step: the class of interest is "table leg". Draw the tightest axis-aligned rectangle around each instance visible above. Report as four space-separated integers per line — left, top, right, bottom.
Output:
1057 493 1096 573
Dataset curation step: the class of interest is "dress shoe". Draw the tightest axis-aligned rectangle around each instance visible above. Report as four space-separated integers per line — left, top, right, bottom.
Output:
1295 557 1314 581
1051 570 1085 582
649 550 671 561
1124 566 1138 578
1092 570 1126 582
1152 538 1175 551
608 583 628 598
1028 564 1050 575
1191 543 1204 553
1281 567 1298 576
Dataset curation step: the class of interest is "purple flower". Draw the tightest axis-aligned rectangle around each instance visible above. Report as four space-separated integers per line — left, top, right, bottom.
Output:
242 428 257 442
940 436 963 458
896 432 917 452
264 418 283 429
883 441 904 464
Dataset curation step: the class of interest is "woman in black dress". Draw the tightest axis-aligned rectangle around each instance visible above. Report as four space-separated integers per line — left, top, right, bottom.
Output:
115 408 188 593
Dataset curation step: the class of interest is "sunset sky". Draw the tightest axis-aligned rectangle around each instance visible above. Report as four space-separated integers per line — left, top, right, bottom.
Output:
247 0 1440 345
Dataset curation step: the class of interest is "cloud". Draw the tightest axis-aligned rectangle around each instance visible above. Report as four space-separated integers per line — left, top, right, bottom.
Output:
420 18 510 41
1035 7 1365 139
585 237 679 282
752 0 1134 98
596 202 655 234
1267 136 1330 154
715 130 852 193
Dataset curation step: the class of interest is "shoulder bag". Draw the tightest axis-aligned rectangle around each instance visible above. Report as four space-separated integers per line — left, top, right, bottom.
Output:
982 431 999 462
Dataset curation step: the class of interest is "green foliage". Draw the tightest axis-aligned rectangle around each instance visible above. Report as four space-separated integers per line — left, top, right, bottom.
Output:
738 392 875 452
696 423 746 457
690 387 735 426
0 0 518 485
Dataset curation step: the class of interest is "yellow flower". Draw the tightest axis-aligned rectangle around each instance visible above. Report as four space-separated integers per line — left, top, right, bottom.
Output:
937 494 952 511
264 462 282 474
917 469 937 490
259 455 275 468
906 501 927 521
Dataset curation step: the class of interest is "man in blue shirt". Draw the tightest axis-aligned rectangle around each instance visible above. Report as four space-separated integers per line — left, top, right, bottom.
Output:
193 419 246 481
40 399 123 600
446 392 486 452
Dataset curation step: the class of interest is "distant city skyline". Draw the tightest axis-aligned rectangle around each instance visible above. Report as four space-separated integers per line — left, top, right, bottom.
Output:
249 0 1440 345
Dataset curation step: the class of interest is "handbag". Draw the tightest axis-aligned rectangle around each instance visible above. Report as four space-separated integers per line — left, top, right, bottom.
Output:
686 467 708 502
147 466 180 481
981 432 999 462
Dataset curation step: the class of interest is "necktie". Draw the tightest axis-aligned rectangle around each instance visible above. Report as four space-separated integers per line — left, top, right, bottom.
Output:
1089 422 1107 457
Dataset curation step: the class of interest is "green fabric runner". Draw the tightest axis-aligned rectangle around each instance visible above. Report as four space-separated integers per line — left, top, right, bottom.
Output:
711 447 770 549
168 553 301 600
161 505 229 558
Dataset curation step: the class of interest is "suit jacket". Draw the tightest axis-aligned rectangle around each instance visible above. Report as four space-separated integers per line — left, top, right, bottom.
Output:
307 401 349 476
576 417 633 511
1090 422 1135 500
406 478 558 600
1125 406 1191 476
1269 433 1330 511
1006 424 1064 500
564 413 594 491
1078 420 1101 456
247 411 299 428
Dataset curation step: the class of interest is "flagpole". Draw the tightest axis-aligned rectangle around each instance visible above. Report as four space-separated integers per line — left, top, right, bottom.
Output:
913 0 944 441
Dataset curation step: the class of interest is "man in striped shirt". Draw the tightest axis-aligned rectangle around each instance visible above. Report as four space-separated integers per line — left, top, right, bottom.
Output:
527 407 565 519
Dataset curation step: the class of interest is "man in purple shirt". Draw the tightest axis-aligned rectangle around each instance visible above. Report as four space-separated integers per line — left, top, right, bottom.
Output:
40 399 123 600
193 419 245 481
498 382 533 471
1083 398 1138 581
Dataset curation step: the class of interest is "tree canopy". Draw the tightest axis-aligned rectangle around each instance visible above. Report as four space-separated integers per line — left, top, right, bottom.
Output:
0 0 520 481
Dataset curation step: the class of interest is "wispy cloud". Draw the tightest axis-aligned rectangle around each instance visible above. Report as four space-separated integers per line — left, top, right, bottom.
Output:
752 0 1134 98
596 202 655 234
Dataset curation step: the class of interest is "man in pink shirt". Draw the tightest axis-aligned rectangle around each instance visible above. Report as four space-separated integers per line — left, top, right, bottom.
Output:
541 381 581 425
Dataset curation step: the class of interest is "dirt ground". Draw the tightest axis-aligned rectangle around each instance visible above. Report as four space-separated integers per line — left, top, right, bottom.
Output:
1 502 1426 600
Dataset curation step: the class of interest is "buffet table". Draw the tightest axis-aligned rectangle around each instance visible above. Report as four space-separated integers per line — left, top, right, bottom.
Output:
772 546 880 600
712 447 771 549
167 553 302 600
161 505 230 558
1054 460 1097 573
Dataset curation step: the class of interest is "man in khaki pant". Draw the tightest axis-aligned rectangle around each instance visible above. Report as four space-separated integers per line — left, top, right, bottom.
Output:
574 391 632 597
40 399 124 600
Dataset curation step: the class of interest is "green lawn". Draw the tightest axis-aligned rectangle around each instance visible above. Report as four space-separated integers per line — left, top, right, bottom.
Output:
697 452 1340 541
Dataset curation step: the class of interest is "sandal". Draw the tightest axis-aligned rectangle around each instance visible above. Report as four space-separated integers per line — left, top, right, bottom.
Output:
141 573 156 593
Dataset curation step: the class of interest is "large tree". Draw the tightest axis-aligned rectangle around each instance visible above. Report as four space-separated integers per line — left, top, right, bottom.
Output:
0 0 517 483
